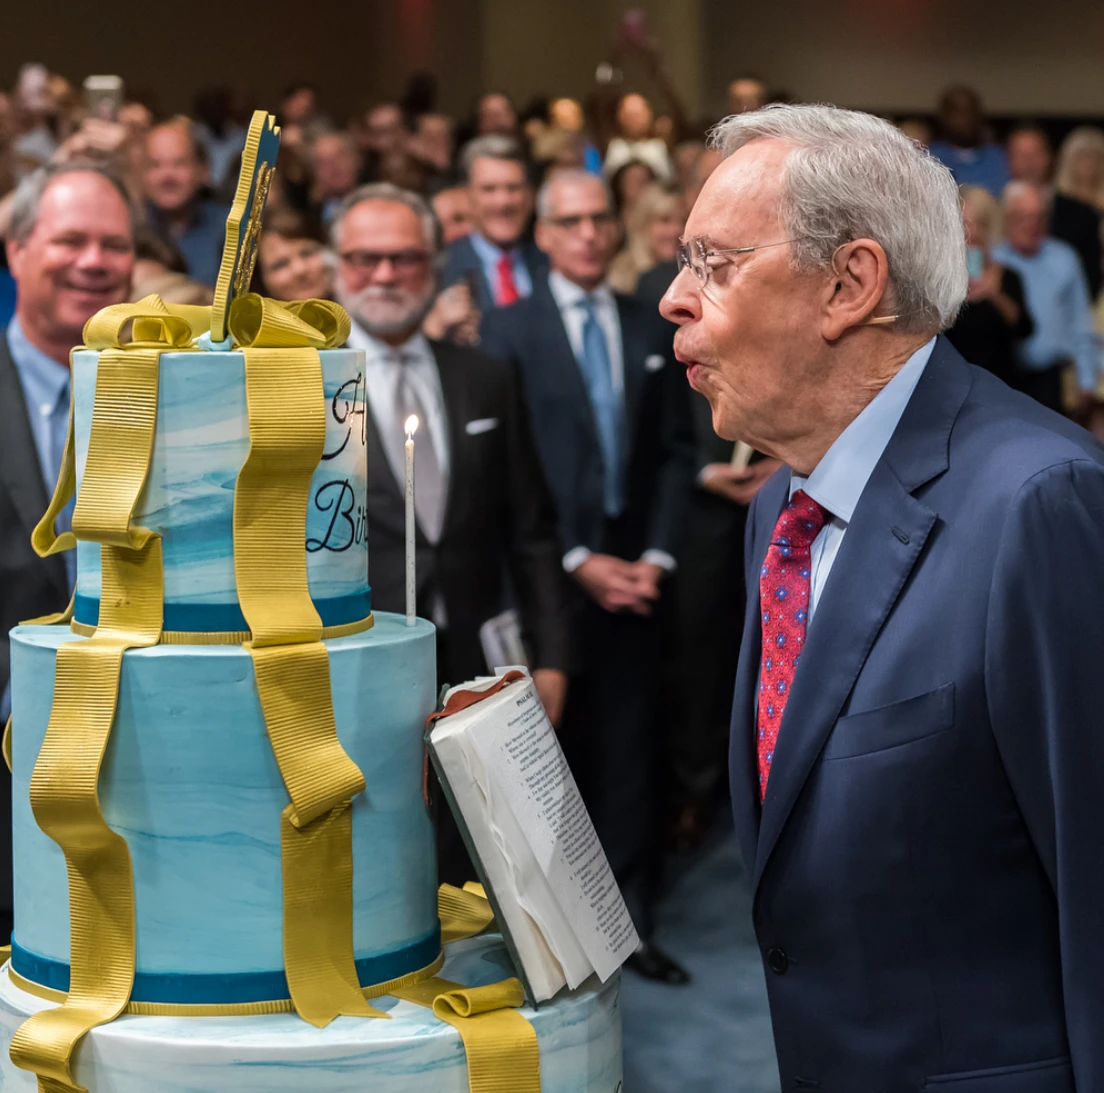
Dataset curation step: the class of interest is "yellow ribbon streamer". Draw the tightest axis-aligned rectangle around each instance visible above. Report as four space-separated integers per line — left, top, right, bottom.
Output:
233 334 381 1026
439 883 496 944
392 975 541 1093
10 341 164 1093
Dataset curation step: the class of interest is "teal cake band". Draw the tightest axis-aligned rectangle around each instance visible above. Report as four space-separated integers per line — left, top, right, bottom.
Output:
72 590 372 632
9 925 440 1005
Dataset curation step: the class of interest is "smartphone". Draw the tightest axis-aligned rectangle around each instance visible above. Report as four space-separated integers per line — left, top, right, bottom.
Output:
966 246 985 281
83 75 123 122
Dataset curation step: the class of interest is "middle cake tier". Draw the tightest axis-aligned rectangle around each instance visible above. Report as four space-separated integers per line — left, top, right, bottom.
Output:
8 613 439 1005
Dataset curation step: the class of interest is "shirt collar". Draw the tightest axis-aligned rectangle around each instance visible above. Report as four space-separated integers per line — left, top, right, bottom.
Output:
7 316 70 413
469 232 519 264
348 319 431 364
789 337 936 523
548 270 614 311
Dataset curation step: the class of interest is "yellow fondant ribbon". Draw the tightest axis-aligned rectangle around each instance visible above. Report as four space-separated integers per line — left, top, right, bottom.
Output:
393 975 541 1093
439 883 496 944
10 342 164 1093
233 335 381 1027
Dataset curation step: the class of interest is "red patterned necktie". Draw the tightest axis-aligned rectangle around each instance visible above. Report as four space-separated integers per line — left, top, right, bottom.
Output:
757 489 829 800
495 252 520 306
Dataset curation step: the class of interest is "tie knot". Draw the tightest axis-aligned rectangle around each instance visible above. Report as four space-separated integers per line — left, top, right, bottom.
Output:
773 489 828 550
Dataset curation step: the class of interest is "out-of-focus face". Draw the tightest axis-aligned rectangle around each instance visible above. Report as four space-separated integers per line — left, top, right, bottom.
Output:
432 187 474 245
616 162 656 221
311 134 360 200
6 172 134 355
1008 131 1052 186
727 78 767 115
478 94 517 137
535 175 619 289
416 114 453 167
1069 146 1104 192
961 204 991 251
144 124 206 213
364 104 405 154
660 139 828 444
550 98 584 131
333 199 436 339
467 156 531 247
1004 188 1048 256
617 93 653 140
282 88 317 126
118 101 153 138
939 87 983 147
647 200 684 263
258 232 330 301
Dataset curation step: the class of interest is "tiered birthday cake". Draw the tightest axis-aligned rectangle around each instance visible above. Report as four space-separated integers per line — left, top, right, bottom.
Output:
0 112 621 1092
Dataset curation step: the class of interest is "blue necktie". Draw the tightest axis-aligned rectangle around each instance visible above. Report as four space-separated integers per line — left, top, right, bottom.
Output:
577 296 624 517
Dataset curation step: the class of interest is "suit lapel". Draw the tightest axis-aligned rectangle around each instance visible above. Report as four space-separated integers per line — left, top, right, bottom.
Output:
729 469 788 868
533 284 600 444
0 336 67 598
615 296 645 447
749 337 974 893
432 342 462 539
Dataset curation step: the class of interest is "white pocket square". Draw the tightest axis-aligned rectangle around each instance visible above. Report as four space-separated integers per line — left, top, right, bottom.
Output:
644 354 666 372
465 417 500 435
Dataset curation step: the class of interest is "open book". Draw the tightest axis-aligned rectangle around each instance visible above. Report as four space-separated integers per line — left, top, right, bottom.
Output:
427 669 639 1004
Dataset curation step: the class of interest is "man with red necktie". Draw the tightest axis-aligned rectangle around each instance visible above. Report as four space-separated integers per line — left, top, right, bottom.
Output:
663 103 1104 1092
440 136 548 314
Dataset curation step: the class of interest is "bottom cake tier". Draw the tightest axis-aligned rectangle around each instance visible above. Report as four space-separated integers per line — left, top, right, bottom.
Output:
0 935 622 1093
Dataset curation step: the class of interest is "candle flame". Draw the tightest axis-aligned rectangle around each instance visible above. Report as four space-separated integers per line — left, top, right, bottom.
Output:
405 414 419 439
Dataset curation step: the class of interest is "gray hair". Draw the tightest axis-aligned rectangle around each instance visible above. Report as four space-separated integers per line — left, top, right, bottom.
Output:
8 161 138 244
459 135 526 183
536 169 614 220
329 182 442 261
709 103 968 334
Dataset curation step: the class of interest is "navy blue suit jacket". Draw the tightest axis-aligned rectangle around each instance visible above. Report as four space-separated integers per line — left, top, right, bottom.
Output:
440 234 549 314
731 337 1104 1092
480 281 694 561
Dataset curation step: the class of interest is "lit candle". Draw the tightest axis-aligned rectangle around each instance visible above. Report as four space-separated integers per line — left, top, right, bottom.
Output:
405 415 419 625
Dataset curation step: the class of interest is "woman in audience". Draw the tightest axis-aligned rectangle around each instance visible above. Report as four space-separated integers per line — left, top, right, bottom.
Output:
254 207 332 301
608 182 683 294
609 157 657 228
1055 127 1104 213
944 185 1033 384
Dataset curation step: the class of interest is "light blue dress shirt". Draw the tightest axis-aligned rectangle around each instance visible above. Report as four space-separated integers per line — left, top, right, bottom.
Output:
2 318 74 721
991 238 1101 392
789 338 936 624
468 232 534 305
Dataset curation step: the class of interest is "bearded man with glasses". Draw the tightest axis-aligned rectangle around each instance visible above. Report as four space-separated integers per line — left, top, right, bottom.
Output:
662 103 1104 1092
481 169 696 985
332 183 572 885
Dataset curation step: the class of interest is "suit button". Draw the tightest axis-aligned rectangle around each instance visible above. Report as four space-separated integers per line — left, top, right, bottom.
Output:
766 947 789 974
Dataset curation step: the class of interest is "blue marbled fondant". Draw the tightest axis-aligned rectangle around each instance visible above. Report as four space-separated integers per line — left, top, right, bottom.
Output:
71 349 370 631
0 937 623 1093
9 614 437 996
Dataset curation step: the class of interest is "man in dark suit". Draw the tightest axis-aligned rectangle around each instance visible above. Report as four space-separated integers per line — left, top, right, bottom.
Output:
1 161 135 940
664 103 1104 1091
331 183 572 880
439 136 547 314
481 171 695 983
1008 123 1103 300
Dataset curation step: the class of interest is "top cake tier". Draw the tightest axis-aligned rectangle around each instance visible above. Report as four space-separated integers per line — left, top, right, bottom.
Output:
71 347 369 635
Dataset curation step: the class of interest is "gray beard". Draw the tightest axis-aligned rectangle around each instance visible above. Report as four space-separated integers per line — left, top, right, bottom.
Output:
337 283 436 339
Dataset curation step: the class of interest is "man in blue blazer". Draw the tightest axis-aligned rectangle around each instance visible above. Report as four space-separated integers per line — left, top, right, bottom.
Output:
481 169 695 983
662 103 1104 1091
440 136 547 314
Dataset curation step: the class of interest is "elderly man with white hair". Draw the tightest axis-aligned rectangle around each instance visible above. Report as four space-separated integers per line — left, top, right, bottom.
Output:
662 103 1104 1091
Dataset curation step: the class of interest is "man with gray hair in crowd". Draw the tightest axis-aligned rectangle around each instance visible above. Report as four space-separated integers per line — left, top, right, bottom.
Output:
440 135 547 312
330 182 571 883
662 103 1104 1090
0 160 136 946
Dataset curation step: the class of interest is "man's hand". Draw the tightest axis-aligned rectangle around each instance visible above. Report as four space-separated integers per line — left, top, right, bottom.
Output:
532 668 568 728
423 283 481 346
572 553 646 613
626 560 665 616
700 458 782 507
967 262 1002 303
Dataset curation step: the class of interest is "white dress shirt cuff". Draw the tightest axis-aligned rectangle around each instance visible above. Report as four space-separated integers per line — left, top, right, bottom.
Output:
562 546 592 573
640 549 677 573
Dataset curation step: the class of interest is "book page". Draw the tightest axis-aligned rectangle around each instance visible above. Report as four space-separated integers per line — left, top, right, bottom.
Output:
469 680 639 982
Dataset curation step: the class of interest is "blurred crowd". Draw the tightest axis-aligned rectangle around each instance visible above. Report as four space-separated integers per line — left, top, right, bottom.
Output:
3 28 1104 980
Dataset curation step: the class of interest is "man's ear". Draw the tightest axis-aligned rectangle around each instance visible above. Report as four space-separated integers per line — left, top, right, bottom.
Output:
820 239 891 341
5 237 24 282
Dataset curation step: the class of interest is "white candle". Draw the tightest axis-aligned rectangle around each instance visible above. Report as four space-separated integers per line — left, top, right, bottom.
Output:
404 415 419 625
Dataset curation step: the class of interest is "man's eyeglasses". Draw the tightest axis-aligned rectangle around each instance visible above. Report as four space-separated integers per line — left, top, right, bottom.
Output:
338 250 431 272
676 237 797 288
544 212 618 232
